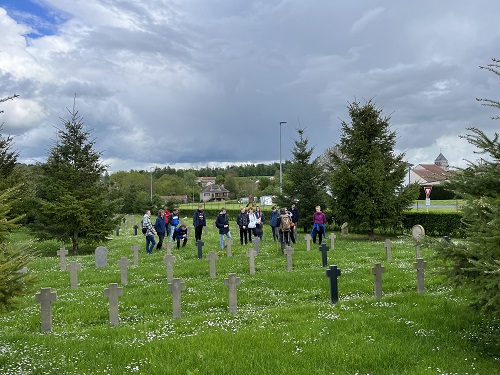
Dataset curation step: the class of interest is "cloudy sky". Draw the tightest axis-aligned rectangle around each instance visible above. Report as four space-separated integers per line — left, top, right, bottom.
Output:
0 0 499 173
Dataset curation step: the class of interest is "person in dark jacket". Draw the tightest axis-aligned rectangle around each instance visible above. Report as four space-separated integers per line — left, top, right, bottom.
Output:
289 202 300 244
236 206 250 245
154 209 166 250
193 204 206 242
269 206 280 241
215 207 232 249
175 224 188 249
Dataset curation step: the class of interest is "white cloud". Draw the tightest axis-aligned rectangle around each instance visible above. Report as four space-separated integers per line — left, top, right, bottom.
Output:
0 0 499 173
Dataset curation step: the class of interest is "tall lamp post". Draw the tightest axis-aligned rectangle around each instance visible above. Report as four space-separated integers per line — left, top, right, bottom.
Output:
150 167 154 201
279 121 287 194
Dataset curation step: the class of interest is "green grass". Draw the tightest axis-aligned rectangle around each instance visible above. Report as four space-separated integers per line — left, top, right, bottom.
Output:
1 226 499 374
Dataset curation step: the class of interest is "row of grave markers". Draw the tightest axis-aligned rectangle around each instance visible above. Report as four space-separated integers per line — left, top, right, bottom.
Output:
42 228 429 333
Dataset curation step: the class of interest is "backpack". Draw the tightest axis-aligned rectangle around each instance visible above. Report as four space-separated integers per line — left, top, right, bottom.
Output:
280 214 291 232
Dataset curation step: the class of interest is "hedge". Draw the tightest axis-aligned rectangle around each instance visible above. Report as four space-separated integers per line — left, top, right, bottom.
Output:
401 211 464 238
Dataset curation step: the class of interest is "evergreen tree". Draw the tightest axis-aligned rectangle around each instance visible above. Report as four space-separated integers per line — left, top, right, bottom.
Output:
435 59 500 315
436 128 500 315
277 128 327 230
31 104 121 254
327 100 418 239
0 94 35 311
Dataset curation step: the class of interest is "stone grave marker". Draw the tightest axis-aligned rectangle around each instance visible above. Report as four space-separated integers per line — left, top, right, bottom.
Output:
204 225 208 235
67 261 81 289
225 238 233 257
117 257 131 285
133 224 138 236
246 249 257 275
35 287 57 333
95 246 107 268
115 226 120 236
57 246 68 271
131 244 140 265
319 244 329 267
329 233 336 250
384 239 392 261
165 242 173 255
284 246 294 272
104 283 123 326
15 266 28 273
207 251 218 278
304 234 312 251
341 222 349 236
414 258 427 293
371 263 385 299
252 237 261 254
168 278 186 319
196 240 204 260
224 273 241 314
186 225 191 238
213 221 217 230
163 253 176 282
326 265 342 304
415 245 421 258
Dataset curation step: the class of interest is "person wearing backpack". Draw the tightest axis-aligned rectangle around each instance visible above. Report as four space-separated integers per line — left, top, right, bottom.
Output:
311 205 327 245
277 208 291 253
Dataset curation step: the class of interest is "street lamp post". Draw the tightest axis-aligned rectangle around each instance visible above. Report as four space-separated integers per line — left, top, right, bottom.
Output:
279 121 287 194
150 167 154 201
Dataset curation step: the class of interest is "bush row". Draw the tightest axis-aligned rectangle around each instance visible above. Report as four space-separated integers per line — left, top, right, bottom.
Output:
202 208 465 238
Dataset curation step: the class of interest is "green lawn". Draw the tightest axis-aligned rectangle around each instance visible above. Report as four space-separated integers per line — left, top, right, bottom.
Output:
1 225 498 374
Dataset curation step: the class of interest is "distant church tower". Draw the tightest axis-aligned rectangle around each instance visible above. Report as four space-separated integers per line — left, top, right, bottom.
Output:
434 152 449 171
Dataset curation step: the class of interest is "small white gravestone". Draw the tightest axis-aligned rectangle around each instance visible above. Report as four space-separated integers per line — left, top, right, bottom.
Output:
131 244 140 265
304 234 312 251
246 249 257 275
412 225 425 241
329 233 336 250
371 263 385 299
117 257 131 285
284 246 294 272
384 239 392 262
95 246 107 268
341 222 349 236
224 273 241 314
414 258 427 293
57 247 68 271
104 283 123 326
163 253 176 282
207 251 218 278
35 287 57 333
225 238 233 257
168 278 186 319
67 261 81 289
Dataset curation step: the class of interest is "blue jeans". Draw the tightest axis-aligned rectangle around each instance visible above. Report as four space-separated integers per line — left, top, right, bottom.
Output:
146 235 156 254
220 232 232 249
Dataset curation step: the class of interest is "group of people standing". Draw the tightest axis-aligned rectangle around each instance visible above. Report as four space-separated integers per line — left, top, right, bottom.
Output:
142 207 184 254
142 202 327 255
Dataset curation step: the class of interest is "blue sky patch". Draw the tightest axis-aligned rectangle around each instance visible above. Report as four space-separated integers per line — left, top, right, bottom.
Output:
1 0 68 38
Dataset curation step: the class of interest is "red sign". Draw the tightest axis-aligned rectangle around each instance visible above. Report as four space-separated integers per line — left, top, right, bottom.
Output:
424 186 432 198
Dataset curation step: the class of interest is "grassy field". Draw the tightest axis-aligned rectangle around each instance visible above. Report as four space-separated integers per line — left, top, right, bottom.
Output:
1 223 498 374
